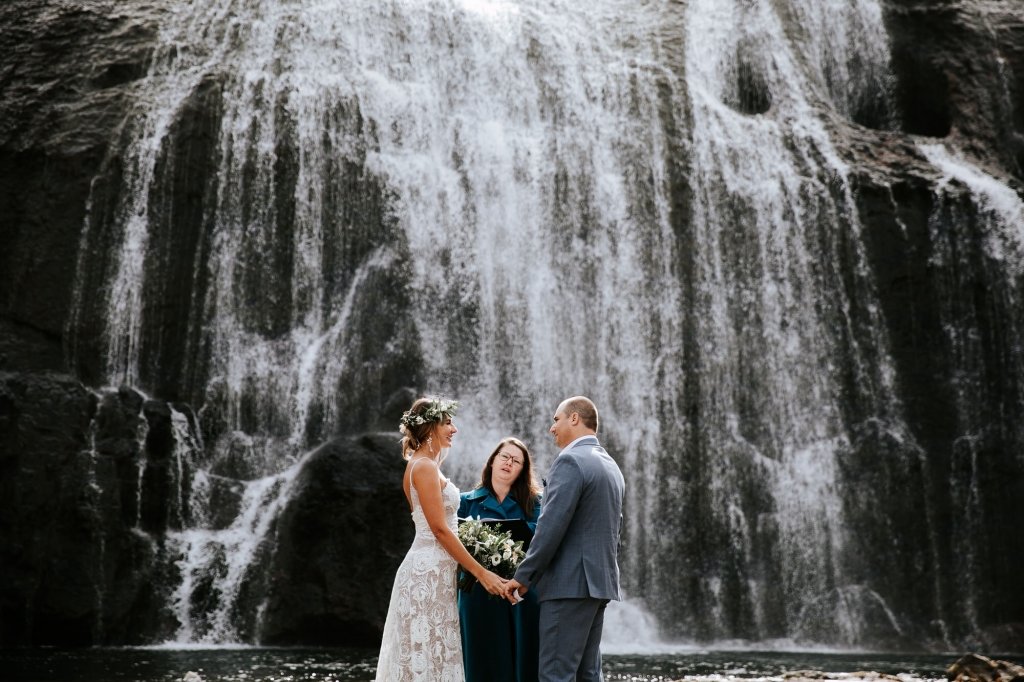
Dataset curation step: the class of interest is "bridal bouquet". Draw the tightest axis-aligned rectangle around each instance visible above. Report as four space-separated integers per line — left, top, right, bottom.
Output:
456 517 527 592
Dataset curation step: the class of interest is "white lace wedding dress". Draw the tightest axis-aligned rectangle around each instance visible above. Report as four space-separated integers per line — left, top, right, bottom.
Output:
374 471 464 682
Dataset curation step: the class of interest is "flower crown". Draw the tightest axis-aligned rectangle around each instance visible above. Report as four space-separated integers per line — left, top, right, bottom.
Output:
400 398 459 429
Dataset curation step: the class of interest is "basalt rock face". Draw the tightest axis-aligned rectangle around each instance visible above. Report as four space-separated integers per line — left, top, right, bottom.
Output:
1 0 1024 651
885 0 1024 175
0 1 160 379
830 0 1024 649
0 374 184 645
0 3 167 644
843 155 1024 648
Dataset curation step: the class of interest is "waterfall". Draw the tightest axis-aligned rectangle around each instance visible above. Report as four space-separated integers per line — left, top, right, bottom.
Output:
72 0 683 642
915 143 1024 645
650 0 910 644
66 0 1022 648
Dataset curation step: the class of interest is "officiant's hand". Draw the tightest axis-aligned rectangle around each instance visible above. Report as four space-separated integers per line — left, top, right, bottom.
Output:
476 569 507 596
503 579 526 603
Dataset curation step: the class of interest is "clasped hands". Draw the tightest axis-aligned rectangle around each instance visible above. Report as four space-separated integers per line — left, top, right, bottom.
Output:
478 572 527 603
502 578 526 604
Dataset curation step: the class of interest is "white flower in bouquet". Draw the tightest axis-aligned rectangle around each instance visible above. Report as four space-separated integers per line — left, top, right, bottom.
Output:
457 517 527 591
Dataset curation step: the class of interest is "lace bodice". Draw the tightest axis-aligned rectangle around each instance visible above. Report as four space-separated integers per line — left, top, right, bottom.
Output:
374 469 464 681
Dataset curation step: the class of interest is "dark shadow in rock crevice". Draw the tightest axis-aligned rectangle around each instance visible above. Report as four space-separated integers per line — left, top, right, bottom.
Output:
722 47 773 117
735 59 773 115
891 52 952 138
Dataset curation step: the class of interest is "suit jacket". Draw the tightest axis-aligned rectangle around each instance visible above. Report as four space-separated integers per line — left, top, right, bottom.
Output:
513 435 625 602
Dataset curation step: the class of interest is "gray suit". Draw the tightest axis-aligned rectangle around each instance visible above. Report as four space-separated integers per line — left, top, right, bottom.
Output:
514 435 625 681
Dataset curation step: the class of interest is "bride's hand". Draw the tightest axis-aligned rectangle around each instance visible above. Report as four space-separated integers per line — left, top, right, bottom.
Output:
477 570 506 596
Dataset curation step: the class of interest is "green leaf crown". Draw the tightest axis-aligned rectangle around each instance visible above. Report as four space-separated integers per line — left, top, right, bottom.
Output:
400 398 459 429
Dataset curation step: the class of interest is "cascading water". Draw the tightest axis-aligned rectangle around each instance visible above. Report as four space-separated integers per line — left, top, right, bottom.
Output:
73 0 684 643
65 0 1023 649
655 0 909 645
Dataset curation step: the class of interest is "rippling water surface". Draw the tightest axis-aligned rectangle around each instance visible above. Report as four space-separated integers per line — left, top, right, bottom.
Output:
1 646 991 682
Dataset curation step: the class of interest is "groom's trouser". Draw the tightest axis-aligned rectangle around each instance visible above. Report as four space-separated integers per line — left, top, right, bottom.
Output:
537 597 609 682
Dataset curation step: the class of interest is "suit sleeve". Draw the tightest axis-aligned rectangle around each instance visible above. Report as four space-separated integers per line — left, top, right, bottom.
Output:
525 496 541 532
514 455 582 589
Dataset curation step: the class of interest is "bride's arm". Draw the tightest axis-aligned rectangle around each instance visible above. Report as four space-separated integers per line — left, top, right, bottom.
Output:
411 462 506 595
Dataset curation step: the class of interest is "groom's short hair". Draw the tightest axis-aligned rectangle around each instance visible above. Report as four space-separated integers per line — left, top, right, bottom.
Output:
564 396 599 432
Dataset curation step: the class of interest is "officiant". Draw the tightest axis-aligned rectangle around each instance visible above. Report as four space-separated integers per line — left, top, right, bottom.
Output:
458 436 543 682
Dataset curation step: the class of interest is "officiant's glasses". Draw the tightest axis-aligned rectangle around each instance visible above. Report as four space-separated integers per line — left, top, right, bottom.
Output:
496 451 524 467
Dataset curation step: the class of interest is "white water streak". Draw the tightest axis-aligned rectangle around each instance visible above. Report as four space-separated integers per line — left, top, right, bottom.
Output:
168 464 302 643
920 143 1024 278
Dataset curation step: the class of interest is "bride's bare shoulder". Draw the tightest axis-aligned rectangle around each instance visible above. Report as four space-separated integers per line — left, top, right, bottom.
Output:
407 456 439 472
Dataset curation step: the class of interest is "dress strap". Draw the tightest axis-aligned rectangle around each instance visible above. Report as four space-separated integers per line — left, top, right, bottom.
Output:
405 457 422 498
405 458 446 511
406 456 433 485
407 456 447 489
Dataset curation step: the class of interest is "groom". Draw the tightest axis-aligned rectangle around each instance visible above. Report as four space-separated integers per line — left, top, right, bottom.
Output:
504 396 625 682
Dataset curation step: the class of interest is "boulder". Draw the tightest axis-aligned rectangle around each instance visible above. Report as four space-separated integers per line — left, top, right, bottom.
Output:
948 654 1024 682
258 432 413 646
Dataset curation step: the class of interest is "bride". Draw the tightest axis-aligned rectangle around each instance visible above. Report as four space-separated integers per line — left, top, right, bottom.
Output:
374 397 507 682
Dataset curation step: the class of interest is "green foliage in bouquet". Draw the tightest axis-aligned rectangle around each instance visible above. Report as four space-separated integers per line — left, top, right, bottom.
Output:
457 517 527 592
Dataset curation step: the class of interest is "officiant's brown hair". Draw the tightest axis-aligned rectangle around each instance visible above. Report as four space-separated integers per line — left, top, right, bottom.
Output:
476 437 542 519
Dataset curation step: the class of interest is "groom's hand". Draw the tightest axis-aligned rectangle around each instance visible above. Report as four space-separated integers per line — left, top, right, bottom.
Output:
503 579 526 603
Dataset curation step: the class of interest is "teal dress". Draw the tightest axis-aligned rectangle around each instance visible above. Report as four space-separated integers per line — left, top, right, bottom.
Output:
458 488 541 682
